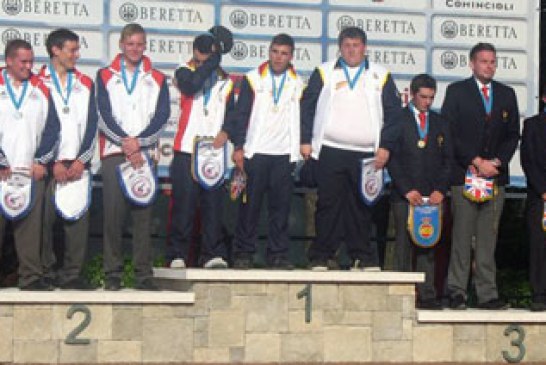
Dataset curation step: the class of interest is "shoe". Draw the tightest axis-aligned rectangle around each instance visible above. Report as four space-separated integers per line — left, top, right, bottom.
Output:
530 302 546 312
477 298 510 310
449 294 467 310
233 255 253 269
134 278 160 291
104 277 121 291
417 298 443 310
19 278 54 291
170 258 186 269
59 277 97 290
364 266 381 272
309 258 328 271
203 257 228 269
350 259 381 272
269 257 294 270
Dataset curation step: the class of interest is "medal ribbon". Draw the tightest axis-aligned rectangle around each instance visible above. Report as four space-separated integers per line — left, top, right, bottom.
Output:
480 84 493 115
3 69 28 111
48 63 73 107
120 57 140 95
339 58 366 90
203 72 216 112
270 66 287 107
409 103 428 143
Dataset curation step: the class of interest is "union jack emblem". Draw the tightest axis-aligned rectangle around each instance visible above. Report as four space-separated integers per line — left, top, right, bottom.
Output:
463 171 494 203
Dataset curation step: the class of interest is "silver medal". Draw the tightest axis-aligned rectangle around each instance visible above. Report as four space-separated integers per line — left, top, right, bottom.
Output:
13 111 22 120
62 106 70 114
204 108 209 117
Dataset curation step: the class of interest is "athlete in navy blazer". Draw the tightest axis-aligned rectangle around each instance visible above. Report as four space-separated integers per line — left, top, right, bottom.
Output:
442 42 519 310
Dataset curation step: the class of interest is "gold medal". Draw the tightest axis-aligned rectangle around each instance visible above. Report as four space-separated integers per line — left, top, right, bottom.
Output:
272 105 279 113
417 140 426 148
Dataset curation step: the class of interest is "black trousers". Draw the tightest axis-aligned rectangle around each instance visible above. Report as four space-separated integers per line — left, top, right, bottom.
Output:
392 200 437 301
308 146 377 265
233 154 293 261
526 193 546 303
169 152 226 264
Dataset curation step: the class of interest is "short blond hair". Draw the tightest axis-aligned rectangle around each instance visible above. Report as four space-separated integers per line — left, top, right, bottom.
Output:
120 23 146 42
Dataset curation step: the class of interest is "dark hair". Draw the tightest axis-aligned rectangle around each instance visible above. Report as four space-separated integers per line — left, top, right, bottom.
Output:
270 33 295 53
120 23 146 42
4 39 32 60
410 73 437 94
338 26 367 47
193 34 215 54
469 42 496 60
46 28 79 58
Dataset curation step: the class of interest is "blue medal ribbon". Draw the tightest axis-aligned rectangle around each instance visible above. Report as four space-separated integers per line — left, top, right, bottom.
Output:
120 57 140 95
409 102 428 142
3 69 28 112
48 63 73 107
480 84 493 115
339 58 367 90
270 66 287 108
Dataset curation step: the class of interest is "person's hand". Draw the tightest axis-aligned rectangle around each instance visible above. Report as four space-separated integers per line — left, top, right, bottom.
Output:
128 151 145 169
122 137 140 157
375 147 390 169
32 163 47 181
232 149 244 171
67 160 85 180
0 167 11 181
429 191 444 205
213 131 228 149
300 144 312 160
405 190 424 206
53 161 68 183
476 159 499 178
542 192 546 201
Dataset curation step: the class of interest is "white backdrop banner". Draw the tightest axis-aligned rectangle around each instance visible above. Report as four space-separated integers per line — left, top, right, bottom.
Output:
0 0 539 186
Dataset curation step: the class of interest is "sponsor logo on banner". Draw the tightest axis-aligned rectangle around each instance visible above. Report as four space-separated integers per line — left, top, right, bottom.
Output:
1 0 102 24
433 17 526 47
225 39 321 72
0 27 101 60
328 0 427 9
222 6 321 37
432 49 527 80
435 0 526 16
327 43 425 75
110 0 213 30
329 12 426 42
108 33 194 64
246 0 320 3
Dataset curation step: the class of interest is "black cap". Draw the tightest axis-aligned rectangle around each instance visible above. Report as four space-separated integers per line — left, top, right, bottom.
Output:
209 25 233 54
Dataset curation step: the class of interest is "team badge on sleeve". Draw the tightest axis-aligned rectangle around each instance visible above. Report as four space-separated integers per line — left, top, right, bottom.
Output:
0 168 34 220
463 169 494 203
55 170 92 221
116 153 158 206
407 200 442 248
359 157 384 206
192 136 227 190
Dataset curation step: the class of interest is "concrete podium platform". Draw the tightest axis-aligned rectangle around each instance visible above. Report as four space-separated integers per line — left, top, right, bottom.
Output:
1 269 545 363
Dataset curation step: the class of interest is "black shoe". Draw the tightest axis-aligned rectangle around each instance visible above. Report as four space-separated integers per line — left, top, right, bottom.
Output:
59 277 97 290
449 294 467 310
104 277 121 291
233 255 253 269
20 278 54 291
309 258 328 271
530 302 546 312
269 257 294 270
134 278 160 291
477 298 510 310
417 298 443 310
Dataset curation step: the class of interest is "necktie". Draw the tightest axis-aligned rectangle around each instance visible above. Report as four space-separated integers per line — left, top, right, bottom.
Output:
481 86 489 102
419 111 426 130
